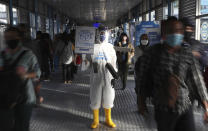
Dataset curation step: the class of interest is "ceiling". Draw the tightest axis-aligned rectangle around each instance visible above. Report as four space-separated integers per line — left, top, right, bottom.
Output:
43 0 141 27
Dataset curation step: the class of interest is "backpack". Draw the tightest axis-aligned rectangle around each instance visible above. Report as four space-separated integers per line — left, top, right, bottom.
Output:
0 50 28 109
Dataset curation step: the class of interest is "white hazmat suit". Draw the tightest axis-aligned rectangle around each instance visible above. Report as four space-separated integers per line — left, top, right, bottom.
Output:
90 42 117 110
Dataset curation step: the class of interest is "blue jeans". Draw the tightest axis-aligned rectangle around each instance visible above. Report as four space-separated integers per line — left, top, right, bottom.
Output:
54 55 59 72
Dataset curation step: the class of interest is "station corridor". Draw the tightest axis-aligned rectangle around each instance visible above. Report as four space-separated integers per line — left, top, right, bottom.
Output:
30 70 208 131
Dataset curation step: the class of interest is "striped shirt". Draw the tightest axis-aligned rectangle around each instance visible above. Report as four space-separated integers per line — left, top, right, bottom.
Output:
137 43 208 114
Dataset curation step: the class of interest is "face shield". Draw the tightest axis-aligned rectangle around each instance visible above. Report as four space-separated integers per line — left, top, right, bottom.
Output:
95 29 107 44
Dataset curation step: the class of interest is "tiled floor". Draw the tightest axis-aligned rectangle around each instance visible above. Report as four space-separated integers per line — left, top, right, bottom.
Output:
30 71 208 131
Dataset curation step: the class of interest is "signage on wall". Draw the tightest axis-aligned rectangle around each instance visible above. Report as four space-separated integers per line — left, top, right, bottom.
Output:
135 21 161 46
201 21 208 43
75 26 96 54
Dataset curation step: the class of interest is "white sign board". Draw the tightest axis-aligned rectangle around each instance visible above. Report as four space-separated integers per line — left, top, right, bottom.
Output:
75 26 96 54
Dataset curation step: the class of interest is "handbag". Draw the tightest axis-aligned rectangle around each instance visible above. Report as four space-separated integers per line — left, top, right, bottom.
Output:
105 63 123 90
111 77 123 90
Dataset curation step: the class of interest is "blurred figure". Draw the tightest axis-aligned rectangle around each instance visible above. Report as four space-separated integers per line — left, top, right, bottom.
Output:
0 26 41 131
180 17 208 104
69 30 78 75
134 34 149 62
39 33 52 81
180 17 208 70
36 31 42 40
53 34 63 71
18 24 43 105
137 18 208 131
60 33 74 84
134 34 150 113
115 33 134 89
88 26 117 129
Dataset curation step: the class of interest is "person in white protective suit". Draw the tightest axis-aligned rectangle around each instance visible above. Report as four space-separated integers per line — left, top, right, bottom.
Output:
89 26 117 129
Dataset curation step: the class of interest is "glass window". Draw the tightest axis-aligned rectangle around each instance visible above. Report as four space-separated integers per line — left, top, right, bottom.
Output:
163 0 179 19
54 20 57 35
37 16 41 30
172 0 179 18
196 0 208 43
29 13 35 28
151 10 155 21
200 0 208 15
13 8 18 25
146 13 149 21
163 5 168 19
0 19 7 24
139 16 142 21
0 3 6 12
29 13 36 39
200 17 208 43
46 18 49 33
0 3 7 24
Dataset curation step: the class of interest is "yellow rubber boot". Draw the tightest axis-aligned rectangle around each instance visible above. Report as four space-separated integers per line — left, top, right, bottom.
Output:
104 108 116 128
91 109 99 129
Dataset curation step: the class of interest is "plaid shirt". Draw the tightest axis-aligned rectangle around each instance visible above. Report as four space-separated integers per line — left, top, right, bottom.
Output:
137 43 208 114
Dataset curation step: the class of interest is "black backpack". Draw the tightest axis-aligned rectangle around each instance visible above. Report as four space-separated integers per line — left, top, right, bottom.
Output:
0 50 28 109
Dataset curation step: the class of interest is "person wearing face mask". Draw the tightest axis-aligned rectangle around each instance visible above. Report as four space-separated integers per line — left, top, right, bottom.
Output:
180 17 208 70
0 27 41 131
115 33 134 90
134 34 150 114
137 18 208 131
87 26 117 129
134 34 149 62
180 17 208 105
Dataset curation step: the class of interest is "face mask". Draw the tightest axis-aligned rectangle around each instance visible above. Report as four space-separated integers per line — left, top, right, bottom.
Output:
6 39 20 49
184 32 193 40
100 34 106 42
141 40 148 45
165 34 184 47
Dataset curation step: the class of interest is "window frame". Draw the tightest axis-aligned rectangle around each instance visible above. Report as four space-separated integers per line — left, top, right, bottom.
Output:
196 0 208 43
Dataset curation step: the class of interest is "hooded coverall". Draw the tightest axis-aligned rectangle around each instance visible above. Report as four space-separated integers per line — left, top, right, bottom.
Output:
90 42 117 109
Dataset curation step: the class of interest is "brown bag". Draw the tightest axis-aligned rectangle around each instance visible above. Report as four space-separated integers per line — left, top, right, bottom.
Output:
168 74 180 108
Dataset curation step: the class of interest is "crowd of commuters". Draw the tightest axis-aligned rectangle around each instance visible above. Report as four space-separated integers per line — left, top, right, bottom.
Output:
1 15 208 131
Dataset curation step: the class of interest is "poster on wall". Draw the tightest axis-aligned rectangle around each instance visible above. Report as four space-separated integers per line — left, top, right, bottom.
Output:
200 19 208 44
75 26 96 54
135 21 160 46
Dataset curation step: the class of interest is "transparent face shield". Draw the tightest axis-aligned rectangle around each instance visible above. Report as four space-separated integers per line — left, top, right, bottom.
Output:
95 30 106 43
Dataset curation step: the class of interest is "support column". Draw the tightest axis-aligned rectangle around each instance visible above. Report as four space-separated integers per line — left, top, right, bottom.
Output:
57 19 60 34
35 0 38 31
168 0 171 16
9 0 13 25
149 0 152 21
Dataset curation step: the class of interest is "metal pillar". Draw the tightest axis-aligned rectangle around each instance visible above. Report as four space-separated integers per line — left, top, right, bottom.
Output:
57 19 60 34
47 5 50 33
9 0 13 25
149 0 152 21
35 0 38 31
168 0 171 17
51 9 54 38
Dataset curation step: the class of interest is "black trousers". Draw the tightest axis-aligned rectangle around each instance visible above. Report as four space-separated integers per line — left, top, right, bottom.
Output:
118 63 129 89
155 107 195 131
62 63 73 82
13 104 33 131
0 104 33 131
41 57 50 79
0 109 14 131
